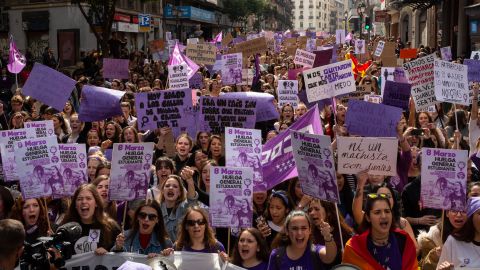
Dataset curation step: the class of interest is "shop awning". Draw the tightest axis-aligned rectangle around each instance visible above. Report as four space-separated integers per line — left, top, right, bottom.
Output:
389 0 441 10
466 2 480 17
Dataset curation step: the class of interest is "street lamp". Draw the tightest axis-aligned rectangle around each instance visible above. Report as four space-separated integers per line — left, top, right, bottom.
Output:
357 2 366 39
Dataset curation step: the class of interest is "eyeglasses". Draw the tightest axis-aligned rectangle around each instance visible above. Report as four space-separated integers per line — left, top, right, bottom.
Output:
367 193 391 199
186 219 207 226
138 212 158 221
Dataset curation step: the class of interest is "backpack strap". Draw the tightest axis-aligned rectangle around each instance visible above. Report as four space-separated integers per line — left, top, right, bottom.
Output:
275 246 286 270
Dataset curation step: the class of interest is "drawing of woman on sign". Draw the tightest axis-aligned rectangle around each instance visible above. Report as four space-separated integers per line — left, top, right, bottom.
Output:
319 170 338 202
224 195 237 215
431 177 449 198
232 198 252 228
447 181 466 211
48 166 65 197
234 152 251 167
63 168 86 194
33 165 52 194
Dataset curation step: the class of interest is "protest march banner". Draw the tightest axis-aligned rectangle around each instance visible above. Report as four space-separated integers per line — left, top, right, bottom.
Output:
374 41 385 57
79 85 125 121
24 120 55 138
230 37 268 66
0 128 37 182
186 43 217 65
382 81 411 110
440 46 452 61
103 58 130 79
403 54 436 111
291 131 338 202
60 143 87 196
339 85 372 105
225 127 263 191
209 166 253 228
277 80 299 108
345 100 402 137
22 63 76 112
433 59 469 105
109 143 154 201
15 136 61 199
421 148 468 211
355 40 365 54
337 137 398 176
168 63 189 90
303 59 355 103
223 92 279 122
261 105 323 191
380 42 397 67
198 96 256 135
221 53 243 85
335 29 345 44
293 49 316 68
399 48 417 59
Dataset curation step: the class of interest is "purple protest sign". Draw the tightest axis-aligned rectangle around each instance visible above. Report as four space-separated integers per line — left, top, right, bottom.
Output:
15 136 61 199
261 105 323 191
209 166 253 228
288 68 305 80
189 73 204 89
313 49 333 68
109 143 154 201
79 85 125 121
382 81 411 110
134 89 196 138
25 120 55 138
22 63 76 112
291 131 338 202
421 148 468 211
103 58 130 79
0 128 37 182
223 92 279 122
221 53 243 85
60 144 87 196
198 96 256 135
464 59 480 82
346 100 402 137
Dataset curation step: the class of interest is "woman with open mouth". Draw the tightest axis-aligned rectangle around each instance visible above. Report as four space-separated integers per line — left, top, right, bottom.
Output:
120 126 139 143
258 190 291 246
267 210 337 270
207 135 225 166
91 175 117 220
11 197 50 243
147 157 175 202
231 228 269 270
343 194 418 269
112 200 172 257
173 134 195 173
101 121 122 151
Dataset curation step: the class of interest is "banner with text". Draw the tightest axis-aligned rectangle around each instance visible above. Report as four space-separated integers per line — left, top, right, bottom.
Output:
403 54 436 111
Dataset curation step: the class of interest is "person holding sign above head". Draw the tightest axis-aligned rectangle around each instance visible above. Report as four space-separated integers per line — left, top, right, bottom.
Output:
267 210 337 270
112 200 172 257
342 194 418 270
231 228 270 270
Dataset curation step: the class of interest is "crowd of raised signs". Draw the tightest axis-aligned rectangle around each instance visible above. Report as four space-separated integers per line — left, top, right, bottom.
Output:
1 30 480 270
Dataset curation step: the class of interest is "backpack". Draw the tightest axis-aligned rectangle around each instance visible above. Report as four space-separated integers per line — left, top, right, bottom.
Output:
274 244 322 270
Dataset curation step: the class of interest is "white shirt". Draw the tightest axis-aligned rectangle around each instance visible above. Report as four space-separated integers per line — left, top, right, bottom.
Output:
437 235 480 269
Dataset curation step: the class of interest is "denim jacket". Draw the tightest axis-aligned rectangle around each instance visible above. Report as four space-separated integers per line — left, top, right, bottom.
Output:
161 192 199 242
111 230 173 254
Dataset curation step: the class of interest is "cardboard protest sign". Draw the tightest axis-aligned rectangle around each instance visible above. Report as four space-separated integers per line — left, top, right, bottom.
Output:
421 148 468 211
109 143 154 201
186 43 216 65
223 92 279 122
22 63 76 112
374 41 385 57
198 96 256 134
346 100 402 137
168 63 189 90
209 166 253 228
335 30 345 44
103 58 130 79
355 40 365 54
225 127 263 192
222 32 234 47
15 136 61 199
433 59 469 105
291 131 338 202
403 54 436 111
134 89 195 137
337 136 398 176
187 38 199 45
471 51 480 60
60 144 87 196
277 80 299 108
0 128 37 182
230 37 268 67
382 81 411 110
287 46 297 57
294 49 316 68
440 46 452 61
79 85 125 121
399 48 417 59
303 59 355 102
24 120 55 138
221 53 243 85
380 42 397 66
339 85 371 105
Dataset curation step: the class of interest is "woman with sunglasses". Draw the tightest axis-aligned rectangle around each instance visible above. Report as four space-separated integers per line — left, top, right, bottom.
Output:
343 194 418 269
231 228 270 270
112 200 172 257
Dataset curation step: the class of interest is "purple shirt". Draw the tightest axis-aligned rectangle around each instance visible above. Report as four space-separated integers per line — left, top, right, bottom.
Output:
267 245 324 270
181 241 226 253
245 261 268 270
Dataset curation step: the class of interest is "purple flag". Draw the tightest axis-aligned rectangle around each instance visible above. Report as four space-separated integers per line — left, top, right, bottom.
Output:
168 42 199 79
382 81 411 110
261 105 323 191
7 36 26 74
346 99 402 137
103 58 130 79
223 92 279 122
22 63 76 111
212 32 223 43
79 85 125 121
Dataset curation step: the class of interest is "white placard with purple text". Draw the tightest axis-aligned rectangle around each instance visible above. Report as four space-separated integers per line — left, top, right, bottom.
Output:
0 128 37 182
433 59 469 105
421 148 468 211
168 63 189 90
374 41 385 57
60 144 88 196
25 120 55 138
277 80 299 108
221 53 243 85
294 49 316 68
109 143 154 201
291 131 338 202
14 136 61 199
209 166 254 228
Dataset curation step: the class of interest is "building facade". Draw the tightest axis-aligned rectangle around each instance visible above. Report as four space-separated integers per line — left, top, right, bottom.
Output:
292 0 332 32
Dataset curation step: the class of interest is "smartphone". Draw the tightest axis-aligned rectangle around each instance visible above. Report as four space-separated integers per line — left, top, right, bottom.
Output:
411 128 424 136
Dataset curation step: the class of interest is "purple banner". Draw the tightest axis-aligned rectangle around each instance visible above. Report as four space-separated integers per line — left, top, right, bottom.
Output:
22 63 76 111
189 73 204 89
346 100 402 137
103 58 130 79
223 92 279 122
382 81 411 110
261 105 323 191
313 49 333 68
79 85 125 122
464 59 480 82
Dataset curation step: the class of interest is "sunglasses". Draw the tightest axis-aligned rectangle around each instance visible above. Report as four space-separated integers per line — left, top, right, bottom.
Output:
367 193 392 199
138 212 158 221
186 219 207 226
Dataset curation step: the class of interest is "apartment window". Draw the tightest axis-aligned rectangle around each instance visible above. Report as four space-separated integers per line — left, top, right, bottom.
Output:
319 22 321 28
300 22 303 28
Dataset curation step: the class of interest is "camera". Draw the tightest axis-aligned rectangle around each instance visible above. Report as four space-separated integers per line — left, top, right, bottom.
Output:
19 222 82 270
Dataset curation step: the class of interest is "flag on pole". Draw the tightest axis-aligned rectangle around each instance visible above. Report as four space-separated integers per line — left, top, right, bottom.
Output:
345 32 353 42
212 32 222 43
7 36 26 74
168 42 199 79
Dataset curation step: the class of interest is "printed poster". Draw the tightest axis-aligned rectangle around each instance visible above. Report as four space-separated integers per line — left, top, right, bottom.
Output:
60 144 88 196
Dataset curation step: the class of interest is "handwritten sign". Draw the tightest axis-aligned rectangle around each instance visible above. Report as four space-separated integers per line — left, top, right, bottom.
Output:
230 37 268 67
346 100 402 137
221 53 243 85
78 85 125 121
168 63 189 90
109 143 154 201
403 54 436 111
337 137 398 176
24 120 55 138
433 59 469 105
294 49 316 68
186 43 217 65
223 92 278 122
421 148 468 211
291 131 338 202
303 59 355 102
374 41 385 57
60 144 87 196
339 85 371 105
103 58 130 79
277 80 299 108
382 81 411 110
440 46 452 61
